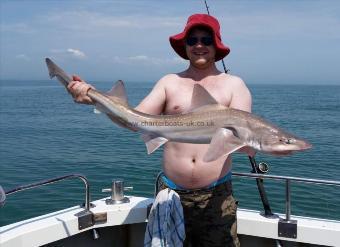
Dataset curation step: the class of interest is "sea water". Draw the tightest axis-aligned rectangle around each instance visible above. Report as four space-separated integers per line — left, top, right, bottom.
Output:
0 80 339 226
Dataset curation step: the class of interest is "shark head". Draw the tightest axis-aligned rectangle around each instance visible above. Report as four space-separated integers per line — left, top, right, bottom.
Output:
260 129 312 154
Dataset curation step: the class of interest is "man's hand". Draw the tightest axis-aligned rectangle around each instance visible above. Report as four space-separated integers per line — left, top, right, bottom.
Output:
67 75 94 104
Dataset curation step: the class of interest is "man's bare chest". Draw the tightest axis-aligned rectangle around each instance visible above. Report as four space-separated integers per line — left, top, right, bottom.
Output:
164 83 232 115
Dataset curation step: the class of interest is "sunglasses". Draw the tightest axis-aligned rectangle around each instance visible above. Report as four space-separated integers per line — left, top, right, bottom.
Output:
186 36 214 46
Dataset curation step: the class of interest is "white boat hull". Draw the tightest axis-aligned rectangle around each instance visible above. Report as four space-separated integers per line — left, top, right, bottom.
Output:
1 196 339 247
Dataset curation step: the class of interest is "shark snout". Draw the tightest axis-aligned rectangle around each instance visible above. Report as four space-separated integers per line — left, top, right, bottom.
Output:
299 140 312 150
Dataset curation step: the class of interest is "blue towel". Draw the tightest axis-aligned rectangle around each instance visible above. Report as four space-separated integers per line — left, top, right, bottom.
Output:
144 189 185 247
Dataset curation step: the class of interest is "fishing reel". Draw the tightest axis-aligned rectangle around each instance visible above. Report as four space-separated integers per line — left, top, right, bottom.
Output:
255 162 269 174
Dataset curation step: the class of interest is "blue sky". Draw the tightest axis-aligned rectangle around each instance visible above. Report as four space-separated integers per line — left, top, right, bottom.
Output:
0 0 339 84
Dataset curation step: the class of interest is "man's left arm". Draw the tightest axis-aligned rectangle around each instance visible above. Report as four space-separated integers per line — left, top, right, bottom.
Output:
229 76 252 112
228 76 256 157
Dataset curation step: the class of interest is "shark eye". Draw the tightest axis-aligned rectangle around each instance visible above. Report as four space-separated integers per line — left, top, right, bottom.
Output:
286 138 295 144
279 138 295 144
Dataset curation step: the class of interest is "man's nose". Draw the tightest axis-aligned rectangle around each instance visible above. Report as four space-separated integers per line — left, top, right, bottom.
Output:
194 41 204 47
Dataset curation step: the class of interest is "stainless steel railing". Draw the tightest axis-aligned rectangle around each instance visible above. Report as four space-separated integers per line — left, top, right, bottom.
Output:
1 174 90 210
233 172 340 221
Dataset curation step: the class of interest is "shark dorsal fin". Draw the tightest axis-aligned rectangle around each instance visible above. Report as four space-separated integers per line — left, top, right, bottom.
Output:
106 80 128 105
188 84 218 112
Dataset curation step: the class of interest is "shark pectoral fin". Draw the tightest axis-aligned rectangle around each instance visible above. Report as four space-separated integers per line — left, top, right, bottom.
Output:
105 80 129 106
203 128 245 162
141 134 168 154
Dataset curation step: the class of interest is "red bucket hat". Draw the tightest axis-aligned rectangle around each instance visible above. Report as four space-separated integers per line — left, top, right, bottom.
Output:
169 14 230 61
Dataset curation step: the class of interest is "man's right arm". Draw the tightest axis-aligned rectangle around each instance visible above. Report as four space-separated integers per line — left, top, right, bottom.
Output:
68 75 167 114
135 77 167 115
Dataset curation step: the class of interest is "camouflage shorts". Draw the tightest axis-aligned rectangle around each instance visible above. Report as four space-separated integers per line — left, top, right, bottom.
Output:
159 179 240 247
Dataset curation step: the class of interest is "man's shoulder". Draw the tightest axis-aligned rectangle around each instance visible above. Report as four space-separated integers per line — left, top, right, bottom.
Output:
218 74 248 89
156 73 180 86
220 73 243 83
159 73 180 81
155 73 185 92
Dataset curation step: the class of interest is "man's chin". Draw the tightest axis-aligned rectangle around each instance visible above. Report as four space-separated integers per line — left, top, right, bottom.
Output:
192 58 212 68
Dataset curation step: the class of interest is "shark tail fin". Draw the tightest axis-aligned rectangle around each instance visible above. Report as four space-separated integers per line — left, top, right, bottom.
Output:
45 58 72 87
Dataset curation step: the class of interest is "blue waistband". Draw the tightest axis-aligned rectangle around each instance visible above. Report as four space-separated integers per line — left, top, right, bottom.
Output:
161 171 232 190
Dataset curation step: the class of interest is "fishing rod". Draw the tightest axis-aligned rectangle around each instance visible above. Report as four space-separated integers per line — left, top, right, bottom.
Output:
204 0 229 74
203 0 274 217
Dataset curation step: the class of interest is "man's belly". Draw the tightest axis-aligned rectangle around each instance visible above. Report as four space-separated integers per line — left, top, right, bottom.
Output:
162 142 232 189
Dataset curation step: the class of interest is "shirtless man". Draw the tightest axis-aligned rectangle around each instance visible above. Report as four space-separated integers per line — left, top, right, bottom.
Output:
69 14 252 247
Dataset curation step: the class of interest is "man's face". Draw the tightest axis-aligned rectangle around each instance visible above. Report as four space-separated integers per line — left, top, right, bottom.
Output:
185 28 216 69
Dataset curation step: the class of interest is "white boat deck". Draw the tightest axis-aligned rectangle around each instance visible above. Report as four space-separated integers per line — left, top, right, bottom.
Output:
1 196 339 247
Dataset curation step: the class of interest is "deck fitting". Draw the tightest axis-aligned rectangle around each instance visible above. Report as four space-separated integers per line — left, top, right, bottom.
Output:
75 210 94 230
278 219 297 239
